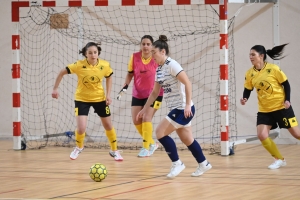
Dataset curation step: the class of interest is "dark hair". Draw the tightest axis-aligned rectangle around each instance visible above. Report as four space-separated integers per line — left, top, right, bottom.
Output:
141 35 154 43
251 43 288 61
79 42 102 58
153 35 169 55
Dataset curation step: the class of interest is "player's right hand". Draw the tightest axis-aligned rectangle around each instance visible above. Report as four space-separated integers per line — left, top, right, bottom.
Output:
240 98 247 105
52 90 59 99
136 108 146 121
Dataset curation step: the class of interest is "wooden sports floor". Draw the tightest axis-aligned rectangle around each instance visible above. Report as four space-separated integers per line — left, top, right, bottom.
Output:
0 140 299 200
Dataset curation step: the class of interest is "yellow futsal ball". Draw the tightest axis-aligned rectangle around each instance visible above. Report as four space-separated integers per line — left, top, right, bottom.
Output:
89 163 107 182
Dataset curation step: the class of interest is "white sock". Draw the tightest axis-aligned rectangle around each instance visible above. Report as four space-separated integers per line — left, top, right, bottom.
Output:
174 159 182 165
200 160 208 166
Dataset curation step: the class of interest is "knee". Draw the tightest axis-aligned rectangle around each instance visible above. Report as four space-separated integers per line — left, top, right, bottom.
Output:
258 132 268 141
142 114 152 122
155 128 164 140
76 129 85 134
103 124 113 131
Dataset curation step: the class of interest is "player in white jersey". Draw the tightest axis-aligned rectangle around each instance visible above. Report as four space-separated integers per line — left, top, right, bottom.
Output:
137 35 212 178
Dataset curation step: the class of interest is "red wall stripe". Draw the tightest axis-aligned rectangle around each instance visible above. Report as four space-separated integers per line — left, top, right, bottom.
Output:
13 122 21 136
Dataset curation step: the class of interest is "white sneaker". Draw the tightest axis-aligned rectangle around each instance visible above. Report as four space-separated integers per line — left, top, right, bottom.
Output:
138 148 150 157
268 158 286 169
149 143 159 155
70 147 83 160
167 160 185 178
109 150 124 161
191 160 212 177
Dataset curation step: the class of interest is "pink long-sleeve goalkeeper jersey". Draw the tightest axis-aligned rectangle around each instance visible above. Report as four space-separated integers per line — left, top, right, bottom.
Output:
128 51 164 99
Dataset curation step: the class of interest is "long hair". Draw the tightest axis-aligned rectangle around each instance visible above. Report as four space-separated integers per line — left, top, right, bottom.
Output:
251 44 288 61
79 42 102 58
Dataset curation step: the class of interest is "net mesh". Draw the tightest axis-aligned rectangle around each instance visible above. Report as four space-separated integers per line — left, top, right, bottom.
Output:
19 5 237 153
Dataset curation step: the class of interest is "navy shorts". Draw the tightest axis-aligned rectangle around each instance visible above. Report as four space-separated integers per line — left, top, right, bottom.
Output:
166 105 195 129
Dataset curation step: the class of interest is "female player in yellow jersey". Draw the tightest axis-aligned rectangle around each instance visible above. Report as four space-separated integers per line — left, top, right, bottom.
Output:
52 42 123 161
241 44 300 169
119 35 163 157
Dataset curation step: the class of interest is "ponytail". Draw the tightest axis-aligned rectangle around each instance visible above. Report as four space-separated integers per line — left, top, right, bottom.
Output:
251 43 288 61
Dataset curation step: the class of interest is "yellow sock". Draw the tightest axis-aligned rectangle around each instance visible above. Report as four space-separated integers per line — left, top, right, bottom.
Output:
142 122 155 149
105 127 117 151
134 124 143 137
261 137 283 159
75 130 85 149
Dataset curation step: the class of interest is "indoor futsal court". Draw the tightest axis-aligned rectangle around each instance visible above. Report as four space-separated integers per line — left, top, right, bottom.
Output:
1 141 300 199
1 0 300 199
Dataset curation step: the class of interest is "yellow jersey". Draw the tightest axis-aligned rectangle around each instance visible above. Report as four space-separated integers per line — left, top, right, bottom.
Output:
67 58 113 102
244 62 287 112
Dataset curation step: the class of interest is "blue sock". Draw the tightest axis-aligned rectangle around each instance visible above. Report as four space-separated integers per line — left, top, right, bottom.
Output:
188 140 206 163
158 136 179 162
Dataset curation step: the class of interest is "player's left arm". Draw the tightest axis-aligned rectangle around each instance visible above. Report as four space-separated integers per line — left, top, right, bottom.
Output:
105 74 113 105
281 80 291 109
275 66 290 108
176 71 192 118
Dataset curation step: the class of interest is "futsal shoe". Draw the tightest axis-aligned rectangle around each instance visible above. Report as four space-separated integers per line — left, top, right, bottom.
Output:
70 147 84 160
268 158 286 169
167 160 185 178
191 160 212 177
137 148 151 157
149 143 159 155
109 150 124 161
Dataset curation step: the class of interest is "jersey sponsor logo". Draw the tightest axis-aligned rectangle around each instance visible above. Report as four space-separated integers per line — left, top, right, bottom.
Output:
163 88 172 93
140 70 147 73
82 66 86 68
82 75 101 88
256 80 273 98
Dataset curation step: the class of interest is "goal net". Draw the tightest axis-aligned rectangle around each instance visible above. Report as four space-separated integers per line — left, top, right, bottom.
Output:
19 4 237 153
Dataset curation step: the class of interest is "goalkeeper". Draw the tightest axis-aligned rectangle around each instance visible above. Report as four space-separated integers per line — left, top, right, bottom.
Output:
119 35 163 157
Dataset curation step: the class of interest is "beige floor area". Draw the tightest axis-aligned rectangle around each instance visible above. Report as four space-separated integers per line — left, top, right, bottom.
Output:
0 140 299 200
